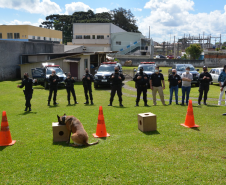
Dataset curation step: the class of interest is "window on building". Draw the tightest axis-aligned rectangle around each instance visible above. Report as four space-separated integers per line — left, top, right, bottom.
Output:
97 35 104 39
49 38 52 41
107 35 109 38
37 36 40 40
44 37 46 40
0 33 2 39
92 35 95 39
32 36 35 39
84 35 90 39
84 59 88 70
76 35 82 39
14 33 20 39
7 33 13 39
116 41 121 45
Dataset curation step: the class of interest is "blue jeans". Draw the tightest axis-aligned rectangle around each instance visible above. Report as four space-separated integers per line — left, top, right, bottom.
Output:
182 86 191 104
169 85 178 104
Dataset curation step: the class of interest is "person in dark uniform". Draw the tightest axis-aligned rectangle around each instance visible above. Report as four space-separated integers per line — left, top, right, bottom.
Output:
82 68 94 105
222 79 226 115
17 72 37 111
168 69 181 105
133 67 149 107
65 72 78 105
48 70 60 106
108 66 125 107
198 66 212 105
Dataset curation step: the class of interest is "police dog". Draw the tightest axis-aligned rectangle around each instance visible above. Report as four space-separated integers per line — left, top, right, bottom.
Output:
57 114 99 146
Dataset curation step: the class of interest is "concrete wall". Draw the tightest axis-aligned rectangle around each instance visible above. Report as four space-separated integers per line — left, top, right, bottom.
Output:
115 55 221 67
0 40 64 81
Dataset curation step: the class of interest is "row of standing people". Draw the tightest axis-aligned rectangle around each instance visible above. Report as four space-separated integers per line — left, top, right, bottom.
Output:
17 65 226 111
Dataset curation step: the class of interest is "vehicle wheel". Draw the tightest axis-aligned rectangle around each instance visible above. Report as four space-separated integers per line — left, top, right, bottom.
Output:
94 84 98 88
44 81 49 89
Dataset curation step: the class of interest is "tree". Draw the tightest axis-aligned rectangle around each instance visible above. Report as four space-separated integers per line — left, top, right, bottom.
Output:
185 44 202 60
42 9 140 44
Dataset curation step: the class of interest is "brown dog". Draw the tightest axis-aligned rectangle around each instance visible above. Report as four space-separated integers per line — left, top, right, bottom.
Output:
57 114 99 146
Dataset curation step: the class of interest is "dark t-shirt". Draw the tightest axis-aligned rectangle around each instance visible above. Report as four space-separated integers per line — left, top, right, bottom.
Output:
150 73 164 87
168 74 181 87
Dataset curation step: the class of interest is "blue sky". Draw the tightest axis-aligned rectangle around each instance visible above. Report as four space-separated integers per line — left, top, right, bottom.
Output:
1 0 226 42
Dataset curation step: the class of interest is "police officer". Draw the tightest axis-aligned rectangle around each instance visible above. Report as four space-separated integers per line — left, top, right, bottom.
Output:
133 67 149 107
108 66 125 107
82 68 94 105
198 66 212 105
48 70 60 106
65 72 78 105
17 72 37 111
168 69 181 105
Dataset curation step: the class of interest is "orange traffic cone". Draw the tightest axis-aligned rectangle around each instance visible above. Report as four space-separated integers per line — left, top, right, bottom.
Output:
181 100 199 128
93 106 110 138
0 111 16 146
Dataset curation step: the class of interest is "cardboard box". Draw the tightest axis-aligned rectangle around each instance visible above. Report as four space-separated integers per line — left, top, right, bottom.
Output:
138 112 157 132
52 122 69 142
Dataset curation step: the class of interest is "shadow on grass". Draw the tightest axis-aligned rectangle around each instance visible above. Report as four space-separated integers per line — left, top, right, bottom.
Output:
18 111 37 115
52 142 97 149
206 105 220 107
191 127 200 131
112 106 128 108
84 104 95 106
143 130 160 135
0 146 7 151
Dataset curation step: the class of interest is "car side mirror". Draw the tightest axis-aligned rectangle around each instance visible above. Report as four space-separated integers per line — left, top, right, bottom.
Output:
159 70 162 72
196 69 199 71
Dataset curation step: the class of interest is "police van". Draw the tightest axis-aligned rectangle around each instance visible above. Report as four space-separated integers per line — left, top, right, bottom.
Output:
31 63 66 89
94 62 122 88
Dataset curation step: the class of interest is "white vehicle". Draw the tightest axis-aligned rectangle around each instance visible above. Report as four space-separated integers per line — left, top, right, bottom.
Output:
209 67 223 84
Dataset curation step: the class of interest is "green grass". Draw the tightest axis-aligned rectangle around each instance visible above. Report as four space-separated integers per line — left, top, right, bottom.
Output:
0 78 226 184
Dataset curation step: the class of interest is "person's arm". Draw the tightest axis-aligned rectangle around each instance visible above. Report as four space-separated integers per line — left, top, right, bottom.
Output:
187 74 192 82
121 74 125 81
149 79 153 90
17 80 25 88
218 73 222 84
198 73 204 81
162 80 165 90
208 73 212 82
133 74 138 81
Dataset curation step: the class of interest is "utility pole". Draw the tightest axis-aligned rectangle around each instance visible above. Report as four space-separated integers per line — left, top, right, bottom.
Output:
174 36 176 58
220 34 222 49
149 26 150 39
203 32 204 51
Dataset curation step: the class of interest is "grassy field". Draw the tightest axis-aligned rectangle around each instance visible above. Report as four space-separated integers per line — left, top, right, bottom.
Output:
0 69 226 184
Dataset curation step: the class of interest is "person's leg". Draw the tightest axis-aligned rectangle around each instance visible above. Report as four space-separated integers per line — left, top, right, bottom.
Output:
186 86 191 105
169 87 173 104
181 86 185 104
48 88 53 105
117 86 123 106
158 86 165 105
84 86 89 103
175 86 178 104
66 88 70 104
152 87 157 105
71 88 77 103
218 82 224 105
204 86 209 104
143 87 148 105
198 86 203 104
53 87 58 104
88 85 93 101
136 87 142 104
110 86 116 104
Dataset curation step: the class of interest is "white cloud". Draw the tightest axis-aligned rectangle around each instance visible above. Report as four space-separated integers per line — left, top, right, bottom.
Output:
65 2 92 15
4 18 44 27
95 7 110 13
0 0 61 16
138 0 226 42
134 8 142 12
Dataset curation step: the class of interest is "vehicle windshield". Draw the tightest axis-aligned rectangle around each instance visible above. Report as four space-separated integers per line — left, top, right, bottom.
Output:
176 64 195 71
98 65 115 72
46 67 64 75
138 65 155 72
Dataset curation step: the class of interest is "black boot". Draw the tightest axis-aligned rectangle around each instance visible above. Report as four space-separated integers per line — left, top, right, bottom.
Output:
48 101 50 106
91 100 94 105
198 101 201 106
74 100 79 104
144 102 149 107
108 101 112 106
84 100 89 104
53 102 58 105
119 102 123 107
68 100 70 105
29 107 32 111
135 102 139 107
24 107 28 111
204 101 207 105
